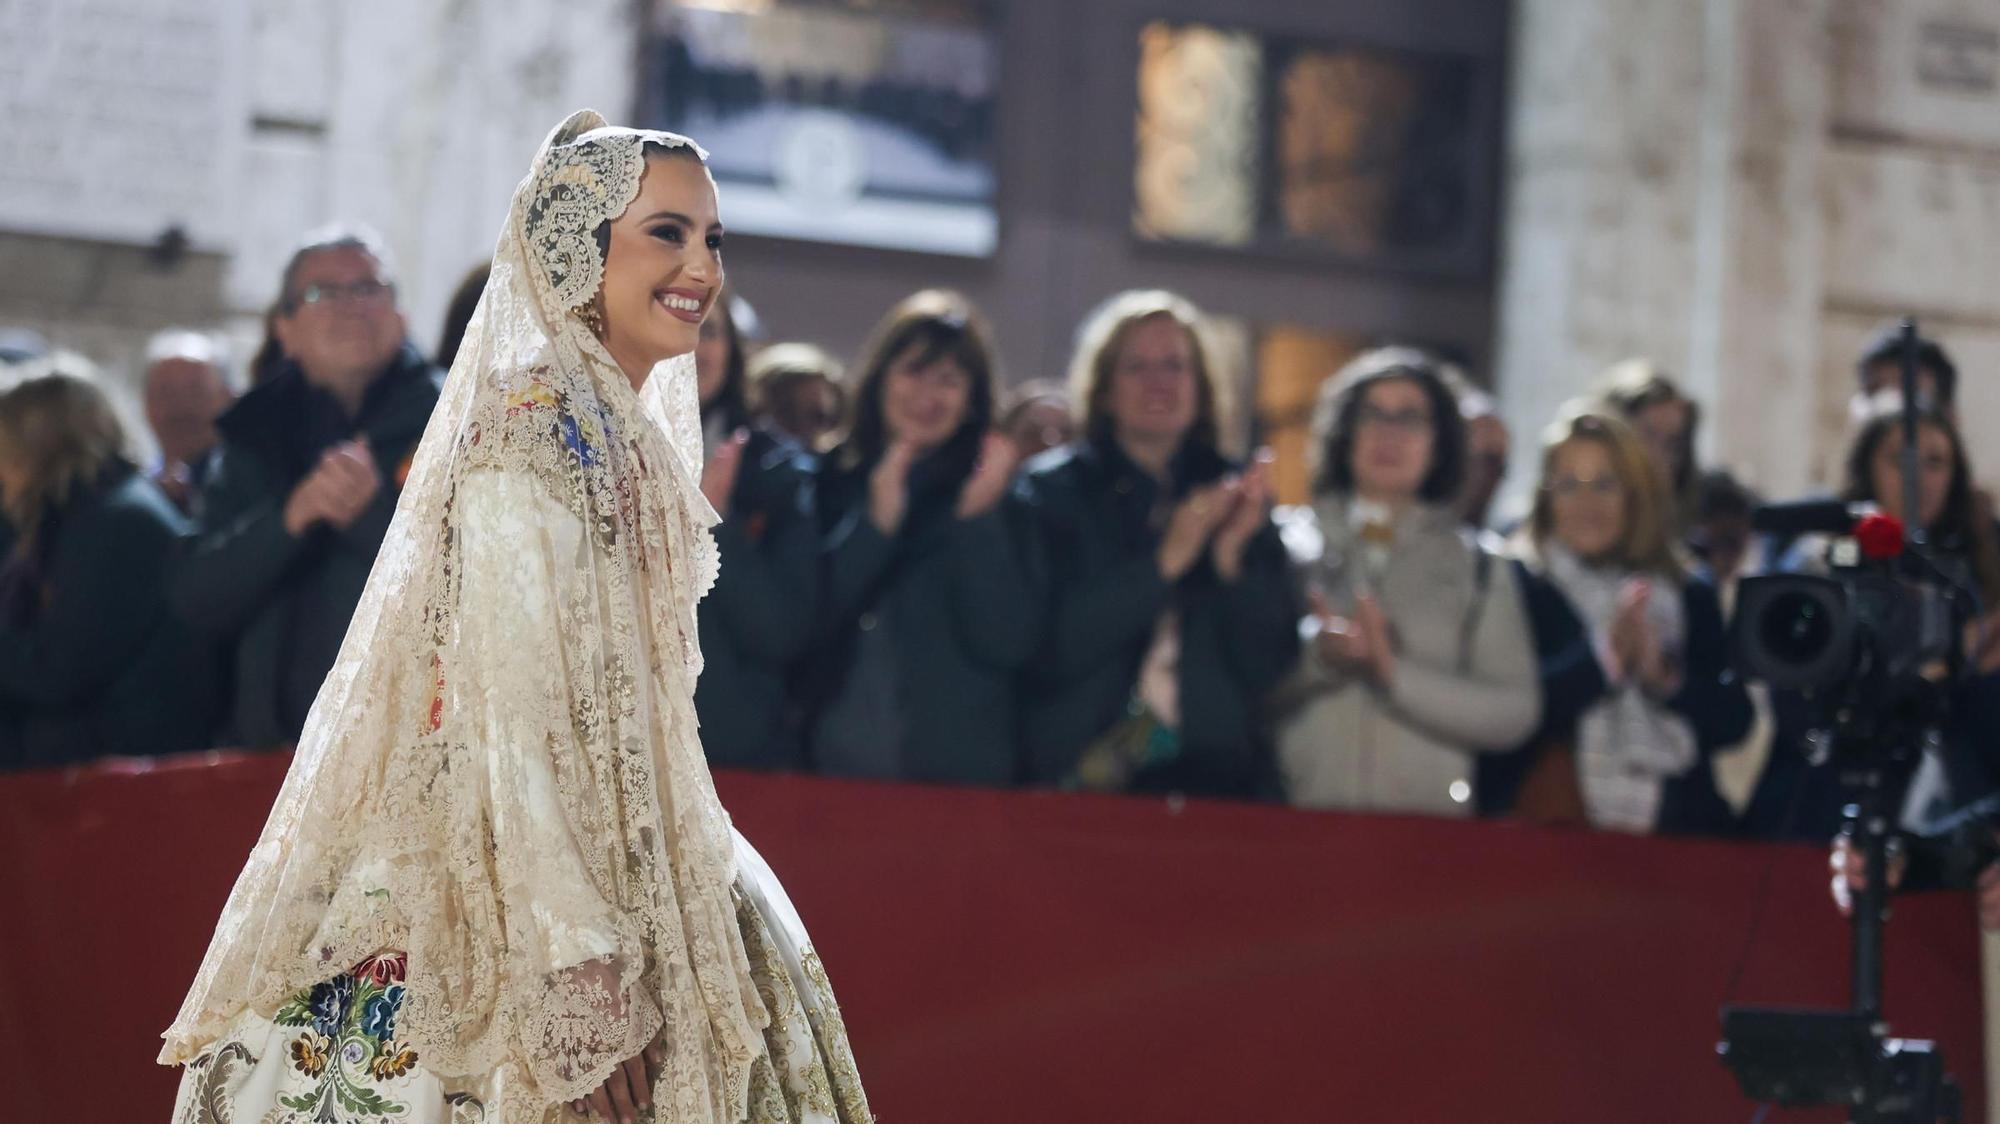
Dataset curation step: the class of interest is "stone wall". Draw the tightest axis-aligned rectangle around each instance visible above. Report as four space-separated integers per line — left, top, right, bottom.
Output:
1 0 636 457
1495 0 2000 514
3 0 1503 462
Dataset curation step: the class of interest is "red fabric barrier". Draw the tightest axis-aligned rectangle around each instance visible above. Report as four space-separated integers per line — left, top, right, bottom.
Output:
0 752 1983 1122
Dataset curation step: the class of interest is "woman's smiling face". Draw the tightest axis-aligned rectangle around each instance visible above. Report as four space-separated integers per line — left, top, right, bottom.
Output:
598 151 726 379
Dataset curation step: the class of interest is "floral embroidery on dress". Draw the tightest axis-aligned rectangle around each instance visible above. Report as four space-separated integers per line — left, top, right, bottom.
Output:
177 1042 257 1124
266 954 417 1120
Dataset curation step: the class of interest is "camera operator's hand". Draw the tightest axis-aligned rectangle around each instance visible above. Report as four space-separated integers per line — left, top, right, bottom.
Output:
1829 832 1909 917
1965 609 2000 675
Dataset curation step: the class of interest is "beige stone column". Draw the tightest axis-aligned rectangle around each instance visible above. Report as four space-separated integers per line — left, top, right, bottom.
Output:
1494 0 1835 511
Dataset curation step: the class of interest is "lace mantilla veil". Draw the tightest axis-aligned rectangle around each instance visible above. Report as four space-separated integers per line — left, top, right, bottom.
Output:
161 110 770 1122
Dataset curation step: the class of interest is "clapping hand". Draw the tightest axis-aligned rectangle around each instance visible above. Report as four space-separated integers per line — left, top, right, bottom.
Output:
283 439 381 536
701 429 749 517
1211 452 1272 583
955 432 1020 520
868 439 919 534
1308 589 1394 687
1156 481 1234 581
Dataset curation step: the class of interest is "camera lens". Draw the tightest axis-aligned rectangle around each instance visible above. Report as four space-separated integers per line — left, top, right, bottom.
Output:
1761 590 1834 666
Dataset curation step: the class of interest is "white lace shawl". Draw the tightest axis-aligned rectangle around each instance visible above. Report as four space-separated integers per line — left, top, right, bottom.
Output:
160 110 768 1124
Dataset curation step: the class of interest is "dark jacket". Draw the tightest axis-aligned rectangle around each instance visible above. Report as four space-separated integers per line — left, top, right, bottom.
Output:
1475 560 1610 816
1015 437 1300 799
170 344 442 747
0 463 220 767
695 427 820 770
800 448 1041 785
1480 562 1750 834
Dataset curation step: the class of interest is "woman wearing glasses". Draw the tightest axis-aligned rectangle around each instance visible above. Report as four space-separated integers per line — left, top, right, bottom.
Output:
1272 348 1539 815
1489 407 1751 834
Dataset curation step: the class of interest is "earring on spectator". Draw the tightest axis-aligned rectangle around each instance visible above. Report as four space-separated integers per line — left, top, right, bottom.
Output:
573 299 605 340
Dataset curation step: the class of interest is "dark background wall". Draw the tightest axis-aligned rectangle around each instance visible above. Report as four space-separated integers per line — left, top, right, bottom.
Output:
698 0 1509 388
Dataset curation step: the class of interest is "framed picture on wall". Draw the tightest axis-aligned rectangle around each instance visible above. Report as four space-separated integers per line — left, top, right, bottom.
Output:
1133 19 1495 278
641 0 1000 258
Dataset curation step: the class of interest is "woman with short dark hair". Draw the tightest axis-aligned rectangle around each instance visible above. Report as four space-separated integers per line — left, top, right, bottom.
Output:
801 289 1039 784
1273 347 1539 814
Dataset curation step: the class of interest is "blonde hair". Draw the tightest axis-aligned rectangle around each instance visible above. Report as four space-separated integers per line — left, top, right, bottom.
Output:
1593 357 1700 511
1526 405 1683 579
1066 289 1228 451
0 373 128 544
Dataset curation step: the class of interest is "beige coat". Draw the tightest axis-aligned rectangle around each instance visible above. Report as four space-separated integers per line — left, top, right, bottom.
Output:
1273 498 1541 815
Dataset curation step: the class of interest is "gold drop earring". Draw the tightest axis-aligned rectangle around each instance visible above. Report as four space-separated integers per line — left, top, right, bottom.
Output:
572 299 605 339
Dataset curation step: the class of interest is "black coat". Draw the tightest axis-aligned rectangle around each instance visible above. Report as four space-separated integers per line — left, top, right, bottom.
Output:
800 449 1041 785
0 463 221 767
1014 437 1300 799
695 427 820 770
1480 561 1751 834
170 344 443 747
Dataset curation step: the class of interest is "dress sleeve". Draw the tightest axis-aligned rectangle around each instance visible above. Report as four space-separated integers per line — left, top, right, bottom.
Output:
453 467 631 974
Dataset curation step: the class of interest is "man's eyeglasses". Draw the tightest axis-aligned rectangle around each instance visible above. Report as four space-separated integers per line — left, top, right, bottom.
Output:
289 280 394 310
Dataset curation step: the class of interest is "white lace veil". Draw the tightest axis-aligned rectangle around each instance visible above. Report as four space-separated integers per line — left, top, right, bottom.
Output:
161 110 766 1123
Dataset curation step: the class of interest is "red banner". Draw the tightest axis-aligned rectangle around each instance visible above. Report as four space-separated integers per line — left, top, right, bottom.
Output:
0 752 1983 1122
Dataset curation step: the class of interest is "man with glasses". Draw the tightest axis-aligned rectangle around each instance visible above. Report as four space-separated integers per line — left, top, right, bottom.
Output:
172 226 443 749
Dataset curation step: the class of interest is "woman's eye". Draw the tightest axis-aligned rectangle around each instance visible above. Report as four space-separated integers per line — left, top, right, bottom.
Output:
652 226 685 244
706 233 725 251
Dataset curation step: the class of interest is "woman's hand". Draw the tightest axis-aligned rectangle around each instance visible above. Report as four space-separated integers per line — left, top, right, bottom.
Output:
1308 589 1363 671
573 1037 666 1124
1606 581 1647 676
1352 593 1397 689
868 439 919 535
1211 453 1272 583
1964 609 2000 675
701 429 748 518
1156 482 1233 581
1308 588 1395 685
955 432 1019 520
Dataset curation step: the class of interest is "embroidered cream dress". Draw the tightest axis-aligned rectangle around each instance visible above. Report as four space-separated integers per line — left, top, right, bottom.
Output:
160 110 870 1124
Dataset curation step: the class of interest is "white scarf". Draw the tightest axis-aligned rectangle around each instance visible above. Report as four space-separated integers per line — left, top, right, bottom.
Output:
1542 543 1700 832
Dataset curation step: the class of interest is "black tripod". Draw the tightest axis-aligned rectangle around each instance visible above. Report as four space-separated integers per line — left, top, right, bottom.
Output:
1720 736 1959 1123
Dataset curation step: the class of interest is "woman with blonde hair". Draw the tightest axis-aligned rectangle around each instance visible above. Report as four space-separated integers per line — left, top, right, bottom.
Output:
1015 290 1297 797
0 371 219 766
1489 407 1749 833
1595 359 1701 533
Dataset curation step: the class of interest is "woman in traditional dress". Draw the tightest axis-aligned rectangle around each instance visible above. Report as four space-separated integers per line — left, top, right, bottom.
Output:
160 110 870 1124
